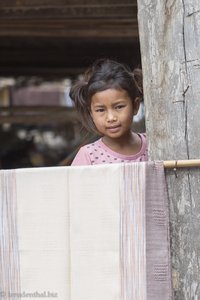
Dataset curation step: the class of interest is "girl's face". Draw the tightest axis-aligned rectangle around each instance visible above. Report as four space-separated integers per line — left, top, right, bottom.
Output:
90 88 140 140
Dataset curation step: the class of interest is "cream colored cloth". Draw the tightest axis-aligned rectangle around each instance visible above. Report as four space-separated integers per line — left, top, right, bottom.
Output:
0 162 172 300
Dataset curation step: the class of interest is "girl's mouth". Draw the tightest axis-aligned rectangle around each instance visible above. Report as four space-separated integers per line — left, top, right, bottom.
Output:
106 125 121 133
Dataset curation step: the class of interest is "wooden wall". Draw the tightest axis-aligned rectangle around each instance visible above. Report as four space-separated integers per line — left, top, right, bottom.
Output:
137 0 200 298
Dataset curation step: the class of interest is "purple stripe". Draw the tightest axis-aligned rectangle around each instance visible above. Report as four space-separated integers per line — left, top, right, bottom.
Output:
145 162 172 299
120 162 172 300
120 163 147 300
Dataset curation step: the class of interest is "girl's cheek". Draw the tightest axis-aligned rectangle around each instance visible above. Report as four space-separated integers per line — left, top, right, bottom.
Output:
96 119 104 127
96 114 104 121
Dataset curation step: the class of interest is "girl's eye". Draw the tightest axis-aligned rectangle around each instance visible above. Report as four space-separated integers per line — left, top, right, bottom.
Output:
116 105 125 110
95 108 104 112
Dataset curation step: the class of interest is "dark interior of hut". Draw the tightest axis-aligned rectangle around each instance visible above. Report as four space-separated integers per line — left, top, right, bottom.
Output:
0 0 145 169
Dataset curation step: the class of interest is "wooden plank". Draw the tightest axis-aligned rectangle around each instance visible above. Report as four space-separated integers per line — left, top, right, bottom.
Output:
0 109 78 124
137 0 200 299
0 106 75 112
0 66 84 77
0 19 138 38
0 0 135 6
0 4 137 19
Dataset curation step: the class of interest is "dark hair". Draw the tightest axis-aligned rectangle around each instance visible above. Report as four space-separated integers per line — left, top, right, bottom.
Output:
70 58 143 133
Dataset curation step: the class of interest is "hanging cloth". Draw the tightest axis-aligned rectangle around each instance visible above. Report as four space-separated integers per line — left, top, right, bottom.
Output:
0 162 172 300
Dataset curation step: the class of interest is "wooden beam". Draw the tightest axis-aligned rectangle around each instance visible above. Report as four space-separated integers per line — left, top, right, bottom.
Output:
0 4 137 20
0 106 78 124
0 19 138 38
0 66 85 77
138 0 200 298
0 106 74 112
164 159 200 169
0 0 135 7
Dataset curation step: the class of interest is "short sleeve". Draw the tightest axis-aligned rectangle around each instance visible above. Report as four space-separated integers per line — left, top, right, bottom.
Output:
71 146 91 166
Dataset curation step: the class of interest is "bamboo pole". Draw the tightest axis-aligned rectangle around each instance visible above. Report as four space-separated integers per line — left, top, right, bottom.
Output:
163 159 200 169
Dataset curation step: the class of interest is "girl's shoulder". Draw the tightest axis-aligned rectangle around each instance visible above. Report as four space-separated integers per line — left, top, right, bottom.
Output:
71 139 102 166
137 132 148 161
81 139 101 151
139 132 147 139
80 138 108 164
139 132 147 146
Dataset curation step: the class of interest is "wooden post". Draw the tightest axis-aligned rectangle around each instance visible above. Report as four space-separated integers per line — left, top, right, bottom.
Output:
137 0 200 299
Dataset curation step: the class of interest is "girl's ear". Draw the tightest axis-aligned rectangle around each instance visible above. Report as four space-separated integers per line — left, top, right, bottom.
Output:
133 97 141 115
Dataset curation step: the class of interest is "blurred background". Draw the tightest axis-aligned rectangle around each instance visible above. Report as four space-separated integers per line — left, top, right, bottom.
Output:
0 0 145 168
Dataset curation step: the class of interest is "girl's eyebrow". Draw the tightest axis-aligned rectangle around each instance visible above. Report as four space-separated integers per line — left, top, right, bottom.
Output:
113 100 126 104
92 100 126 108
93 104 105 108
111 100 127 107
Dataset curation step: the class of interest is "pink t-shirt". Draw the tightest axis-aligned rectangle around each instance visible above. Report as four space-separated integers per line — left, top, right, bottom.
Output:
71 133 148 166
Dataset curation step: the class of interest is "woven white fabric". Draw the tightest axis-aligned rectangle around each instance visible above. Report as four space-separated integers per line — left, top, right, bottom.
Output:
0 163 172 300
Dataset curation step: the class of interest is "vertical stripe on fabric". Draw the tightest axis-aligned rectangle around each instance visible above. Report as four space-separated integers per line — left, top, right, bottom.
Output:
145 162 172 300
0 170 21 299
120 163 147 300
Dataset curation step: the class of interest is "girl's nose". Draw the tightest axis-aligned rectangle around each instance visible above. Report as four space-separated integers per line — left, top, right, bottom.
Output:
106 110 117 122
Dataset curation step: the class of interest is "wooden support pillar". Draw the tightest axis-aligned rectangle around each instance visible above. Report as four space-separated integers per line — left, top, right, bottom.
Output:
137 0 200 299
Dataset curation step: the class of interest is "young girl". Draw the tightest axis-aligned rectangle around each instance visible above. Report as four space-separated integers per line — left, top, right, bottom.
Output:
70 59 148 165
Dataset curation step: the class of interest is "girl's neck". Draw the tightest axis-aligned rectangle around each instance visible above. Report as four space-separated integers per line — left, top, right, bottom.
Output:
102 131 142 156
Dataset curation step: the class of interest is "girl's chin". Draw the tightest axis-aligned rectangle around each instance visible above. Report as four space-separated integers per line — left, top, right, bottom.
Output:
103 129 133 141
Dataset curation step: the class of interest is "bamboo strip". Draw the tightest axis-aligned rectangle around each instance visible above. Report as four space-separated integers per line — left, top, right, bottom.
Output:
163 159 200 169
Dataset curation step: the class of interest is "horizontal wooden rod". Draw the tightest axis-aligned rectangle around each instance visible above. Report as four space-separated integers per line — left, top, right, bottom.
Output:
163 159 200 169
